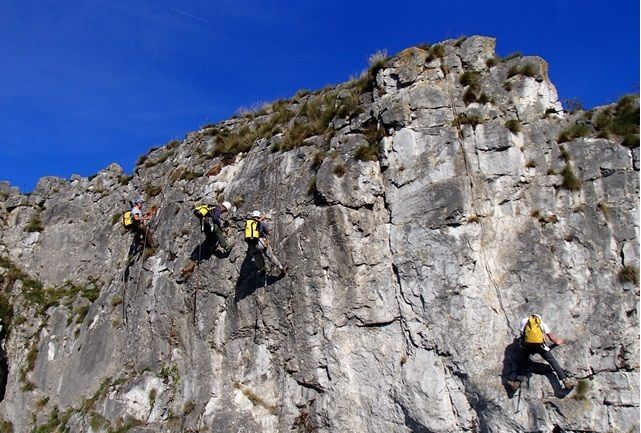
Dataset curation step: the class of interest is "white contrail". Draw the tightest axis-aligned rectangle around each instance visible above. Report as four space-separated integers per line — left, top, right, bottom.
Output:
171 7 214 24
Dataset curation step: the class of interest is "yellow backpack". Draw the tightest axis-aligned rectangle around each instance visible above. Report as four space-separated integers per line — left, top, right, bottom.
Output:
244 219 260 240
523 315 545 344
122 211 134 229
193 204 210 218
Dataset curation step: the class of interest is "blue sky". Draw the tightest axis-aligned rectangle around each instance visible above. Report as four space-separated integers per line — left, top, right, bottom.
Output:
1 0 638 192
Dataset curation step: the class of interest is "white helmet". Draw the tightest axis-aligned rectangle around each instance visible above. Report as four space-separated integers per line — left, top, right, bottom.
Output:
252 210 261 218
221 201 231 211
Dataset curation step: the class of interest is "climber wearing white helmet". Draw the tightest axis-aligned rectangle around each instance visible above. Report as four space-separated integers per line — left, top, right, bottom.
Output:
244 210 287 277
211 201 233 253
129 195 157 258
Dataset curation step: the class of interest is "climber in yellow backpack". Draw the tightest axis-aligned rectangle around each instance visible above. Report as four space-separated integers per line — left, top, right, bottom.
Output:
507 314 576 391
244 210 287 277
124 195 157 259
181 201 232 278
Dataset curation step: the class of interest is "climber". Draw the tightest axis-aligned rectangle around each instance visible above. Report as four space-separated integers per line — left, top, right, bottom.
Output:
181 201 232 277
507 314 576 391
128 196 157 258
244 210 287 277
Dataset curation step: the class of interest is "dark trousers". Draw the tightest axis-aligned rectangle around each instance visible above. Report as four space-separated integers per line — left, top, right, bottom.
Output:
517 343 567 381
246 239 283 272
131 223 155 250
212 224 230 251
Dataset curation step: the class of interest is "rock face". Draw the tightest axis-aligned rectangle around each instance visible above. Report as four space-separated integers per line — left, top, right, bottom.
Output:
0 36 638 432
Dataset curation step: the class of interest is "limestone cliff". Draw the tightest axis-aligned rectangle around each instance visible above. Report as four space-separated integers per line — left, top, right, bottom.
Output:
0 36 638 433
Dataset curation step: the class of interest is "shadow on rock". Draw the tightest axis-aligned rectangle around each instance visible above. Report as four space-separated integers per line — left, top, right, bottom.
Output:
502 338 570 398
501 337 523 398
234 254 285 302
189 239 231 262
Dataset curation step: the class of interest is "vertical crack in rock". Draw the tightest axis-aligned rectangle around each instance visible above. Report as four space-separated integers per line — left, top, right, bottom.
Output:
382 177 418 354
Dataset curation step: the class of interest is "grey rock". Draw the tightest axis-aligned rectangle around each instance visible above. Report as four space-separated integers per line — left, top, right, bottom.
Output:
378 94 411 128
393 47 427 85
4 195 29 210
407 82 450 110
0 36 637 433
459 36 496 71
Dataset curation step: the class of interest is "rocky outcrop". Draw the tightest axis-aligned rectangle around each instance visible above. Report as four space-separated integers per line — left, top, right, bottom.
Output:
0 36 638 433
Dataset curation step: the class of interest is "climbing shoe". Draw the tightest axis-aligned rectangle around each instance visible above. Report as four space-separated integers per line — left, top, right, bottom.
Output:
562 378 576 389
506 379 521 391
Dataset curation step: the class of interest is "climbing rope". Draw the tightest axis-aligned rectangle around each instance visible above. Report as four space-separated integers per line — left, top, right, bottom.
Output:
443 74 518 337
193 234 203 326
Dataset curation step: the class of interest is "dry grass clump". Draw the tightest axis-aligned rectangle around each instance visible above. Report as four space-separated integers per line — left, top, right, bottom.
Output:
507 62 540 79
618 266 639 285
558 123 590 143
594 94 639 148
349 49 390 94
505 119 522 134
561 165 582 191
453 112 484 128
